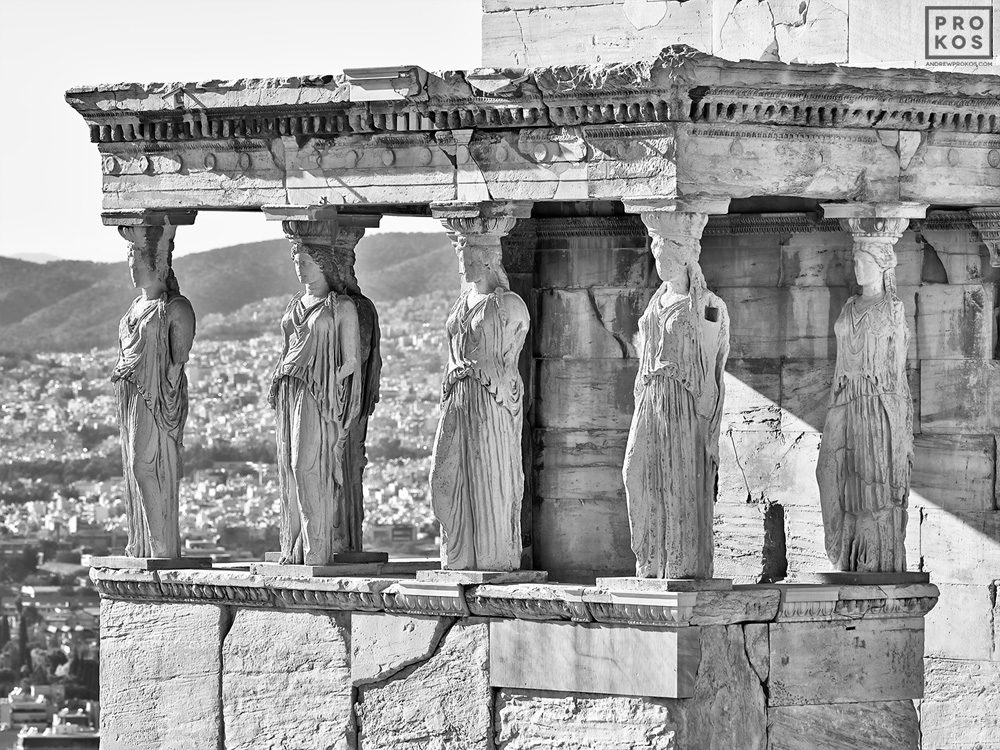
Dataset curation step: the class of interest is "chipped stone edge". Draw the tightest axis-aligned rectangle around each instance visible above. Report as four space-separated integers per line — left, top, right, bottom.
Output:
89 568 940 623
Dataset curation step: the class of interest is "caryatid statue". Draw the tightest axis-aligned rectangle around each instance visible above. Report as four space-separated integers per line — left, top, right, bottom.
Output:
429 214 530 571
111 218 196 559
622 210 730 579
268 220 363 566
332 223 382 552
817 211 921 573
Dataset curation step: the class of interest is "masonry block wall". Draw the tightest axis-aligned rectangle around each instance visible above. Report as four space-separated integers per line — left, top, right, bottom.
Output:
699 214 1000 749
523 210 998 747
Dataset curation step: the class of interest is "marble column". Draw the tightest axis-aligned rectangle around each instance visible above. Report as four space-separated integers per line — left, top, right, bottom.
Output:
262 206 383 564
427 201 533 573
101 209 202 567
618 198 731 583
817 202 927 578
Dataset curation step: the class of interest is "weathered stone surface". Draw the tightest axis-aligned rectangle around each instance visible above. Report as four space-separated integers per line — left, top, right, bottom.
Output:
782 506 834 578
352 613 453 685
482 1 712 67
495 689 680 749
721 359 782 433
536 359 636 429
679 124 900 204
915 283 995 360
491 619 701 698
101 600 223 750
356 619 491 750
535 429 628 501
712 501 775 584
768 701 919 750
921 658 1000 749
768 619 925 706
222 609 352 750
917 509 1000 585
533 496 635 582
702 234 782 288
687 625 767 750
535 288 652 359
743 623 769 683
467 583 590 621
780 360 835 432
910 434 996 511
920 360 1000 433
719 430 822 507
689 589 781 625
924 583 996 661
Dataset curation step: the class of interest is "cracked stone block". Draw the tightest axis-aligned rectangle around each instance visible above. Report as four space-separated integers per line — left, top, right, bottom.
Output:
769 619 924 706
768 701 919 750
492 622 765 750
352 613 453 685
222 608 352 750
101 600 224 750
922 657 1000 748
356 619 491 750
495 689 681 749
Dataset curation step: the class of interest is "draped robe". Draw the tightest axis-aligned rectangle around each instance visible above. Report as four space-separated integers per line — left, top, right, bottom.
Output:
269 292 362 565
113 293 193 558
623 284 729 579
430 288 529 571
817 293 912 572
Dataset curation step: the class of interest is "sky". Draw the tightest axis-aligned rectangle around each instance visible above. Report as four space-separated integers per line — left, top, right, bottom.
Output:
0 0 482 263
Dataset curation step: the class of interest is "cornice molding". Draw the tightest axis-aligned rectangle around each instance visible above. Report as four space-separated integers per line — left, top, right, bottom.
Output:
67 45 1000 145
90 568 940 624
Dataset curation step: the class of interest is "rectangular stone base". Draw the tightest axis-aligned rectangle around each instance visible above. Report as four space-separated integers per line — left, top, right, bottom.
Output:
251 558 439 578
803 572 931 585
416 569 549 584
89 556 212 570
263 551 390 564
596 577 733 592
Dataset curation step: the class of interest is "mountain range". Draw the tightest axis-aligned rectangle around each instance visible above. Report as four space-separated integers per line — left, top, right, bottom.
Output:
0 233 458 352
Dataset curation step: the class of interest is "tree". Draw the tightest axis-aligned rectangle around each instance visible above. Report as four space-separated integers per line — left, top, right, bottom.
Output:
16 614 32 676
0 616 10 649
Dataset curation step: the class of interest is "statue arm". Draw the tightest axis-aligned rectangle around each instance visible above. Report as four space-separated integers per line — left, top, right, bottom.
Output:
167 297 196 369
500 291 530 370
708 297 730 466
336 297 364 430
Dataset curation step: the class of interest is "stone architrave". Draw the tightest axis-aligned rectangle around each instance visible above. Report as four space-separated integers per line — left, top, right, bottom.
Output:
621 199 731 580
428 202 532 572
105 210 197 560
817 203 928 574
267 216 365 566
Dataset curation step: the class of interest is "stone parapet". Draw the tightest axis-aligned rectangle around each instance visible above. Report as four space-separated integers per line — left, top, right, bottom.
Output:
90 567 937 624
93 568 939 750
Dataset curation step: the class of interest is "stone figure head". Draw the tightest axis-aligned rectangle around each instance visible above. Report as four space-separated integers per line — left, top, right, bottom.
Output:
645 211 709 293
120 224 181 296
290 242 341 292
853 240 898 296
455 237 510 291
283 220 344 293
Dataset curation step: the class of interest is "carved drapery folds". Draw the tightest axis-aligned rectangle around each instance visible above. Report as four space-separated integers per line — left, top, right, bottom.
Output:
265 208 380 565
817 203 927 574
428 202 532 571
621 199 731 580
104 210 197 559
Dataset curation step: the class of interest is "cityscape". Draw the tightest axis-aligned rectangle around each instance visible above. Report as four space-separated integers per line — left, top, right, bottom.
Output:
0 288 452 743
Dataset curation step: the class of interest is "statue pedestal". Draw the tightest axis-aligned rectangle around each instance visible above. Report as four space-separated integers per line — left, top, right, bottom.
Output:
88 556 211 570
803 572 931 585
263 551 390 564
250 559 439 578
596 577 733 592
416 569 548 584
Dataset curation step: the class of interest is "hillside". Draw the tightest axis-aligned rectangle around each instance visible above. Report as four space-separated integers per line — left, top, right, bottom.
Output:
0 233 457 352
